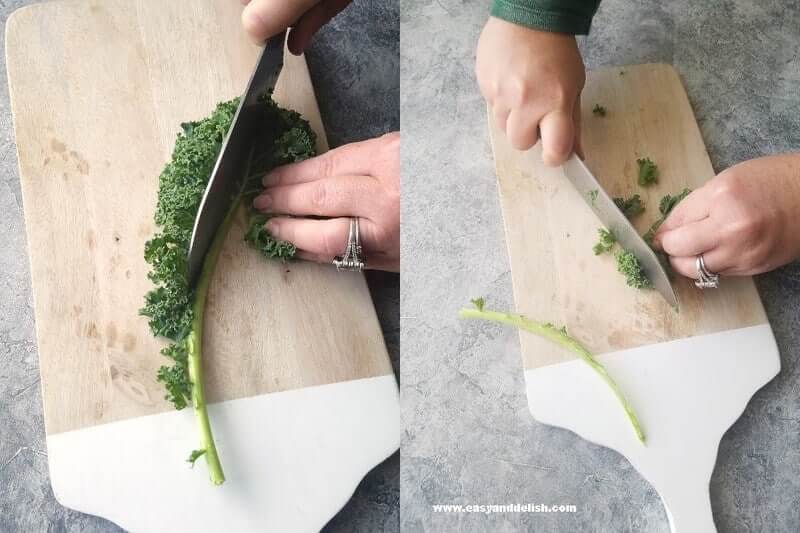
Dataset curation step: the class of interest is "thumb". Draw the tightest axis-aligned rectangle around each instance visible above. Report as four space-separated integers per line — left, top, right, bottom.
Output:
288 0 352 55
242 0 319 43
539 107 575 166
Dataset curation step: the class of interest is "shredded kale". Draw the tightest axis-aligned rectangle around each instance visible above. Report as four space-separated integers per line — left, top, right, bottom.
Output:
636 157 659 187
615 249 653 289
140 94 317 484
613 194 645 219
593 228 617 255
588 189 599 204
592 104 607 117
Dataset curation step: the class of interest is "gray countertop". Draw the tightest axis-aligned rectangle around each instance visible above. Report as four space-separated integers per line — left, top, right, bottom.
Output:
0 1 398 531
401 0 799 532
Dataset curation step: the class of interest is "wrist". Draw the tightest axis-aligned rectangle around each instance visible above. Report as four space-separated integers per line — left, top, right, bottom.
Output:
490 0 595 35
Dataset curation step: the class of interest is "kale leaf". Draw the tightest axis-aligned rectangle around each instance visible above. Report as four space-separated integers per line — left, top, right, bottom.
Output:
613 194 645 219
636 157 659 187
593 228 617 255
140 94 317 484
615 249 653 289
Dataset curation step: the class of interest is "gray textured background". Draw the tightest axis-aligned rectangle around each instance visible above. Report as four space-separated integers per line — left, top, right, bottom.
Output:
0 1 398 532
401 0 800 532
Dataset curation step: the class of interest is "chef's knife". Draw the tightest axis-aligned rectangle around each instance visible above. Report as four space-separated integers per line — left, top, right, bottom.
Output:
187 32 286 287
562 154 679 309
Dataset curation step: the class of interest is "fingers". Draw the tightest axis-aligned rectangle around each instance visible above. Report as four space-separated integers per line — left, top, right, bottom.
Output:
492 103 510 134
652 217 718 257
266 216 389 269
287 0 351 55
263 138 379 187
254 175 378 217
242 0 318 43
539 108 575 166
667 247 729 279
505 108 541 150
496 104 577 164
572 97 584 159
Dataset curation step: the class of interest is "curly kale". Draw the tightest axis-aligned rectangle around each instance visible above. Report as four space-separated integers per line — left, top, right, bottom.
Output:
644 188 692 245
593 228 617 255
613 194 645 219
139 95 317 484
615 249 653 289
636 157 659 187
658 188 692 217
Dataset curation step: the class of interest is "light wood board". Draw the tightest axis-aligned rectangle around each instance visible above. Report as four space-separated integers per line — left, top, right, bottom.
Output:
489 64 768 370
7 0 392 436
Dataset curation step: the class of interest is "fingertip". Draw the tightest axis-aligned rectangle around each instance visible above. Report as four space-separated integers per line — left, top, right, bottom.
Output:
668 255 696 280
252 194 272 211
509 135 537 151
241 6 268 43
264 218 279 236
539 111 575 166
650 231 665 251
541 147 571 167
262 167 282 187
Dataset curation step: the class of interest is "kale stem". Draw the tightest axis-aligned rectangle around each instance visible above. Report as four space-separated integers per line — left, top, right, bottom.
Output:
458 306 646 444
186 200 241 485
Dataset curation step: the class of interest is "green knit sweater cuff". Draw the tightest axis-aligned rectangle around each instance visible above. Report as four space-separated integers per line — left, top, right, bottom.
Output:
491 0 596 35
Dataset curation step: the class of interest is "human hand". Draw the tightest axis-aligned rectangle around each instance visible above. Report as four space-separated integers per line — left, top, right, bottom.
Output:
253 133 400 272
241 0 351 54
652 154 800 278
475 17 585 165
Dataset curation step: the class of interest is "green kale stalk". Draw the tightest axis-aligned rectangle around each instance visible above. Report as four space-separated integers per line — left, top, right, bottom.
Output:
140 95 316 484
459 298 645 444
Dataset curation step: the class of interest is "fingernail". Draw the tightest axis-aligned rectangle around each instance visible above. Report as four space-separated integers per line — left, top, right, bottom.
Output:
265 219 278 236
253 194 271 211
262 169 280 186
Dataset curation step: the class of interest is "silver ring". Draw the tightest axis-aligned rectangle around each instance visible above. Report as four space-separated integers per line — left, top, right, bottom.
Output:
333 217 365 272
694 254 719 289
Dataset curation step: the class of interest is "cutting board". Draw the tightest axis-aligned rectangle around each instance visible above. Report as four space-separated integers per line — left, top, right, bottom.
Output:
6 1 399 531
489 64 780 532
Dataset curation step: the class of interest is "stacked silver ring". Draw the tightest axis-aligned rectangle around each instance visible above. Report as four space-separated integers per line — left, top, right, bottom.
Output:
333 217 365 272
694 254 719 289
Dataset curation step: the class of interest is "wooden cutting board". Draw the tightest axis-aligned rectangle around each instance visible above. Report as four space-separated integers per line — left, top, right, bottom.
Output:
6 1 399 531
489 64 780 532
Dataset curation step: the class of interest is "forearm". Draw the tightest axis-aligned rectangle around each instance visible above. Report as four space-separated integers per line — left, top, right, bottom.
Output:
490 0 602 34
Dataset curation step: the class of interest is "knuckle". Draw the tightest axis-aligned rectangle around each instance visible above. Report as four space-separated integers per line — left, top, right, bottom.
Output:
315 152 336 178
549 85 572 108
381 131 400 152
321 224 341 257
713 170 745 199
310 181 328 211
504 77 531 107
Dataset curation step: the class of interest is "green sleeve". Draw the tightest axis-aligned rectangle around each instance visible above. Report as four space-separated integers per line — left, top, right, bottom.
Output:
490 0 602 35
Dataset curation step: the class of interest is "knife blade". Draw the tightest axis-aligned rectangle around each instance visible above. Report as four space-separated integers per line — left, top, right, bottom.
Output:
562 154 679 309
186 32 286 287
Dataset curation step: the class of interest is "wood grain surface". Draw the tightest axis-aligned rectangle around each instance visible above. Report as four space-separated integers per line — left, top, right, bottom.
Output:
489 64 767 370
7 0 391 435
